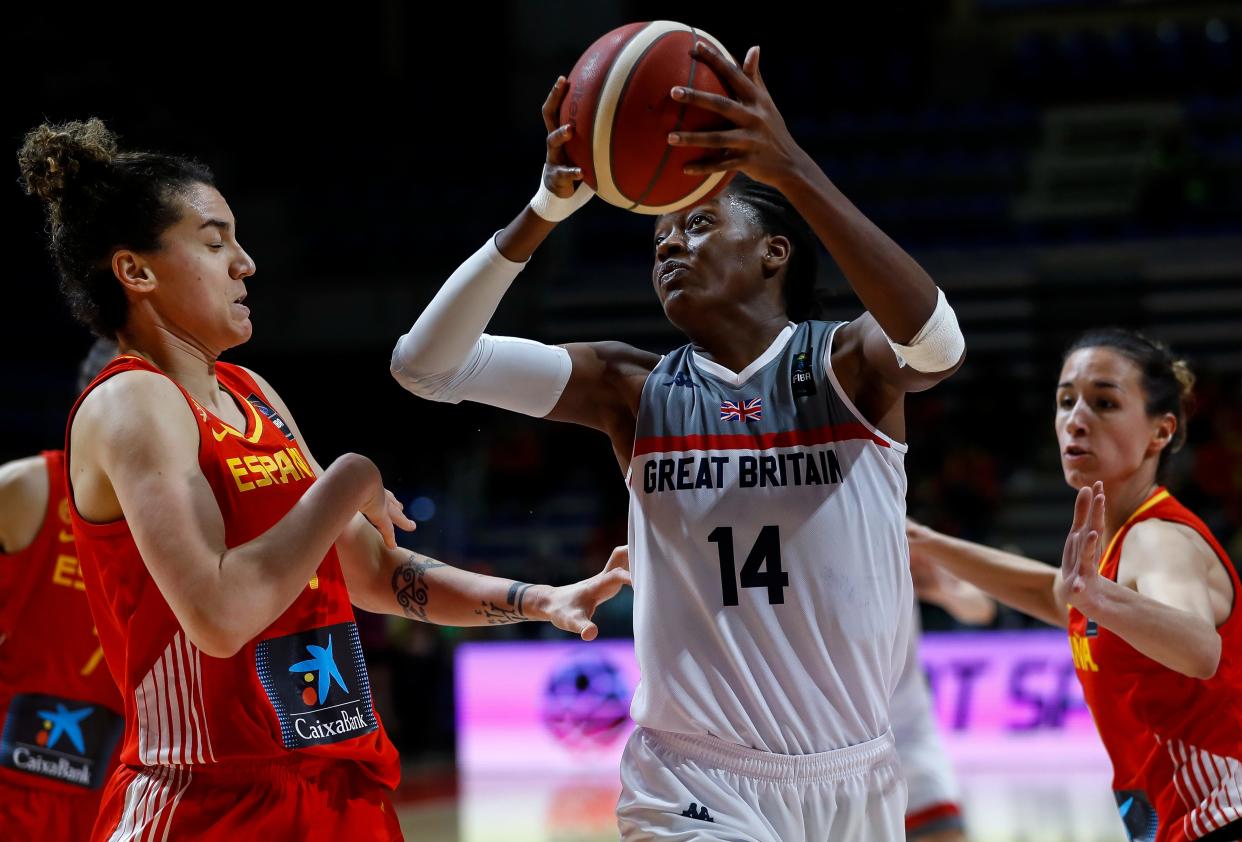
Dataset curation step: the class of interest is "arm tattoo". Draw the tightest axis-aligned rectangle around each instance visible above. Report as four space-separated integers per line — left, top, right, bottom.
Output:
391 554 446 621
475 581 534 625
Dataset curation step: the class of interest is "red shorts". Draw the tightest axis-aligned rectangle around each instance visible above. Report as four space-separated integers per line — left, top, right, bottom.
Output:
92 757 403 841
0 775 105 841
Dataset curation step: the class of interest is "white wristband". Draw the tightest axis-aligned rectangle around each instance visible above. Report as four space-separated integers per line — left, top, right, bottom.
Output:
887 288 965 373
529 180 594 222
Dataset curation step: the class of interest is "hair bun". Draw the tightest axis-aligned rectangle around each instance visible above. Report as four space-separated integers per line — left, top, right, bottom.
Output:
17 118 118 203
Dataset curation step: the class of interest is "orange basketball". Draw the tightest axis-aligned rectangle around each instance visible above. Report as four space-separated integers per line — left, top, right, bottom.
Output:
559 21 738 215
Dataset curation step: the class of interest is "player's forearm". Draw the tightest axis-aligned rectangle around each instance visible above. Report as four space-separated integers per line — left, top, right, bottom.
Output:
495 206 559 263
777 154 939 343
921 533 1065 627
1080 578 1221 679
384 551 553 627
933 580 997 626
198 454 379 655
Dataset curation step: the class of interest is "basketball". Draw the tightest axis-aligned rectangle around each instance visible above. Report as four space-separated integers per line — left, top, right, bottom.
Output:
558 21 739 215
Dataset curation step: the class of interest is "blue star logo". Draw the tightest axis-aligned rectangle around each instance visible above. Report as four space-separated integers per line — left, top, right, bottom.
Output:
36 703 93 753
289 634 348 705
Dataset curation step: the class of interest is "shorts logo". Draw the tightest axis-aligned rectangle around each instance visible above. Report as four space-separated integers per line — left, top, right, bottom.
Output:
256 622 378 749
0 693 122 789
791 351 817 398
247 393 296 441
681 802 715 823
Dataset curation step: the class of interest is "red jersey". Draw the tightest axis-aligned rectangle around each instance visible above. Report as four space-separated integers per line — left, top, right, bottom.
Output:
1068 487 1242 842
0 450 123 795
66 357 399 793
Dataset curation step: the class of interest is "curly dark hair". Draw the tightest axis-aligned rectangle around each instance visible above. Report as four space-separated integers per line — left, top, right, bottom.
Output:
1065 327 1196 482
723 174 822 322
17 118 215 336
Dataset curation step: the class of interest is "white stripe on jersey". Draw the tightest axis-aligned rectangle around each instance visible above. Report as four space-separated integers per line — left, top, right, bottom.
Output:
135 633 214 766
107 766 191 842
1164 736 1242 837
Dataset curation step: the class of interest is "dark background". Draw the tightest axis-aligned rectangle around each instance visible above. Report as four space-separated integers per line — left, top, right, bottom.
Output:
5 0 1241 767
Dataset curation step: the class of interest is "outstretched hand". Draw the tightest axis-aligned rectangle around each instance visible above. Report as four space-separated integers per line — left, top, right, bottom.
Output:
360 487 417 550
666 43 807 187
542 547 632 641
1057 481 1108 613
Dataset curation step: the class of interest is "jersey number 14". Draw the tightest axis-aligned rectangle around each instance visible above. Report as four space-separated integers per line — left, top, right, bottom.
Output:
709 525 789 606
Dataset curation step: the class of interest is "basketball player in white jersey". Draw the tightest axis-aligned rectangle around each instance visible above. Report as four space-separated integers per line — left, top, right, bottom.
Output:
391 43 966 840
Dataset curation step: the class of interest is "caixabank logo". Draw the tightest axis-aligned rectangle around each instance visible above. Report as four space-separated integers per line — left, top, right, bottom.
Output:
0 693 122 789
255 622 377 749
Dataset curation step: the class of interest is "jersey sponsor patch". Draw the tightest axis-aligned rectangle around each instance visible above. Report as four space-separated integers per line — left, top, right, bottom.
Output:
255 621 378 749
246 393 296 441
1115 789 1158 842
791 350 817 398
0 692 122 789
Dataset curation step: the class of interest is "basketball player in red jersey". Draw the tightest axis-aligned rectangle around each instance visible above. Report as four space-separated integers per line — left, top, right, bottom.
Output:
17 119 630 841
0 340 123 840
909 328 1241 842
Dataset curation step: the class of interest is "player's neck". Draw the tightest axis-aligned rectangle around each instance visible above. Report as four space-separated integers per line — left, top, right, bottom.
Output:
117 327 226 414
690 312 790 375
1103 472 1161 541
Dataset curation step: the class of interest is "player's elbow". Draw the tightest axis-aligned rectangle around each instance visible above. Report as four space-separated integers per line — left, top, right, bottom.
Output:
1188 635 1221 680
183 622 246 659
389 337 451 402
179 601 255 659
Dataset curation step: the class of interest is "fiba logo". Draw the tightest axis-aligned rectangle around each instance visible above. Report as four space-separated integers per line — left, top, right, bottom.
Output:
540 656 631 750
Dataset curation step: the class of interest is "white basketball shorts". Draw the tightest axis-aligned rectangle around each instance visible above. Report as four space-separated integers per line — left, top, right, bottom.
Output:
617 726 906 841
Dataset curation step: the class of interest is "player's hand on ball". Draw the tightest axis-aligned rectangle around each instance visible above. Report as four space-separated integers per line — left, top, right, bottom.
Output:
667 43 805 188
542 76 586 198
543 559 632 641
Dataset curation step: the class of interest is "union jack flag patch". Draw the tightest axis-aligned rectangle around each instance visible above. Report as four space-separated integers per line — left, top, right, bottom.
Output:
720 397 763 422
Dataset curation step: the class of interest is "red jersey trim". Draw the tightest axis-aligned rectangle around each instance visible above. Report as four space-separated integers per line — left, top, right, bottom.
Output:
1098 487 1171 573
632 422 889 458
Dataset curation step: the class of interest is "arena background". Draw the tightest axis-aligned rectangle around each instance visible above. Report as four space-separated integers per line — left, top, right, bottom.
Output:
5 2 1240 839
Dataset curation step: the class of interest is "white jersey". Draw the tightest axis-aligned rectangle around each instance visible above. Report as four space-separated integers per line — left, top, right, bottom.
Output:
627 321 913 755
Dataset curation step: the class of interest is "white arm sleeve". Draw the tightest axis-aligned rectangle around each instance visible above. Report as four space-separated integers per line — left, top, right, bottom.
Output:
390 235 572 418
885 287 965 373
